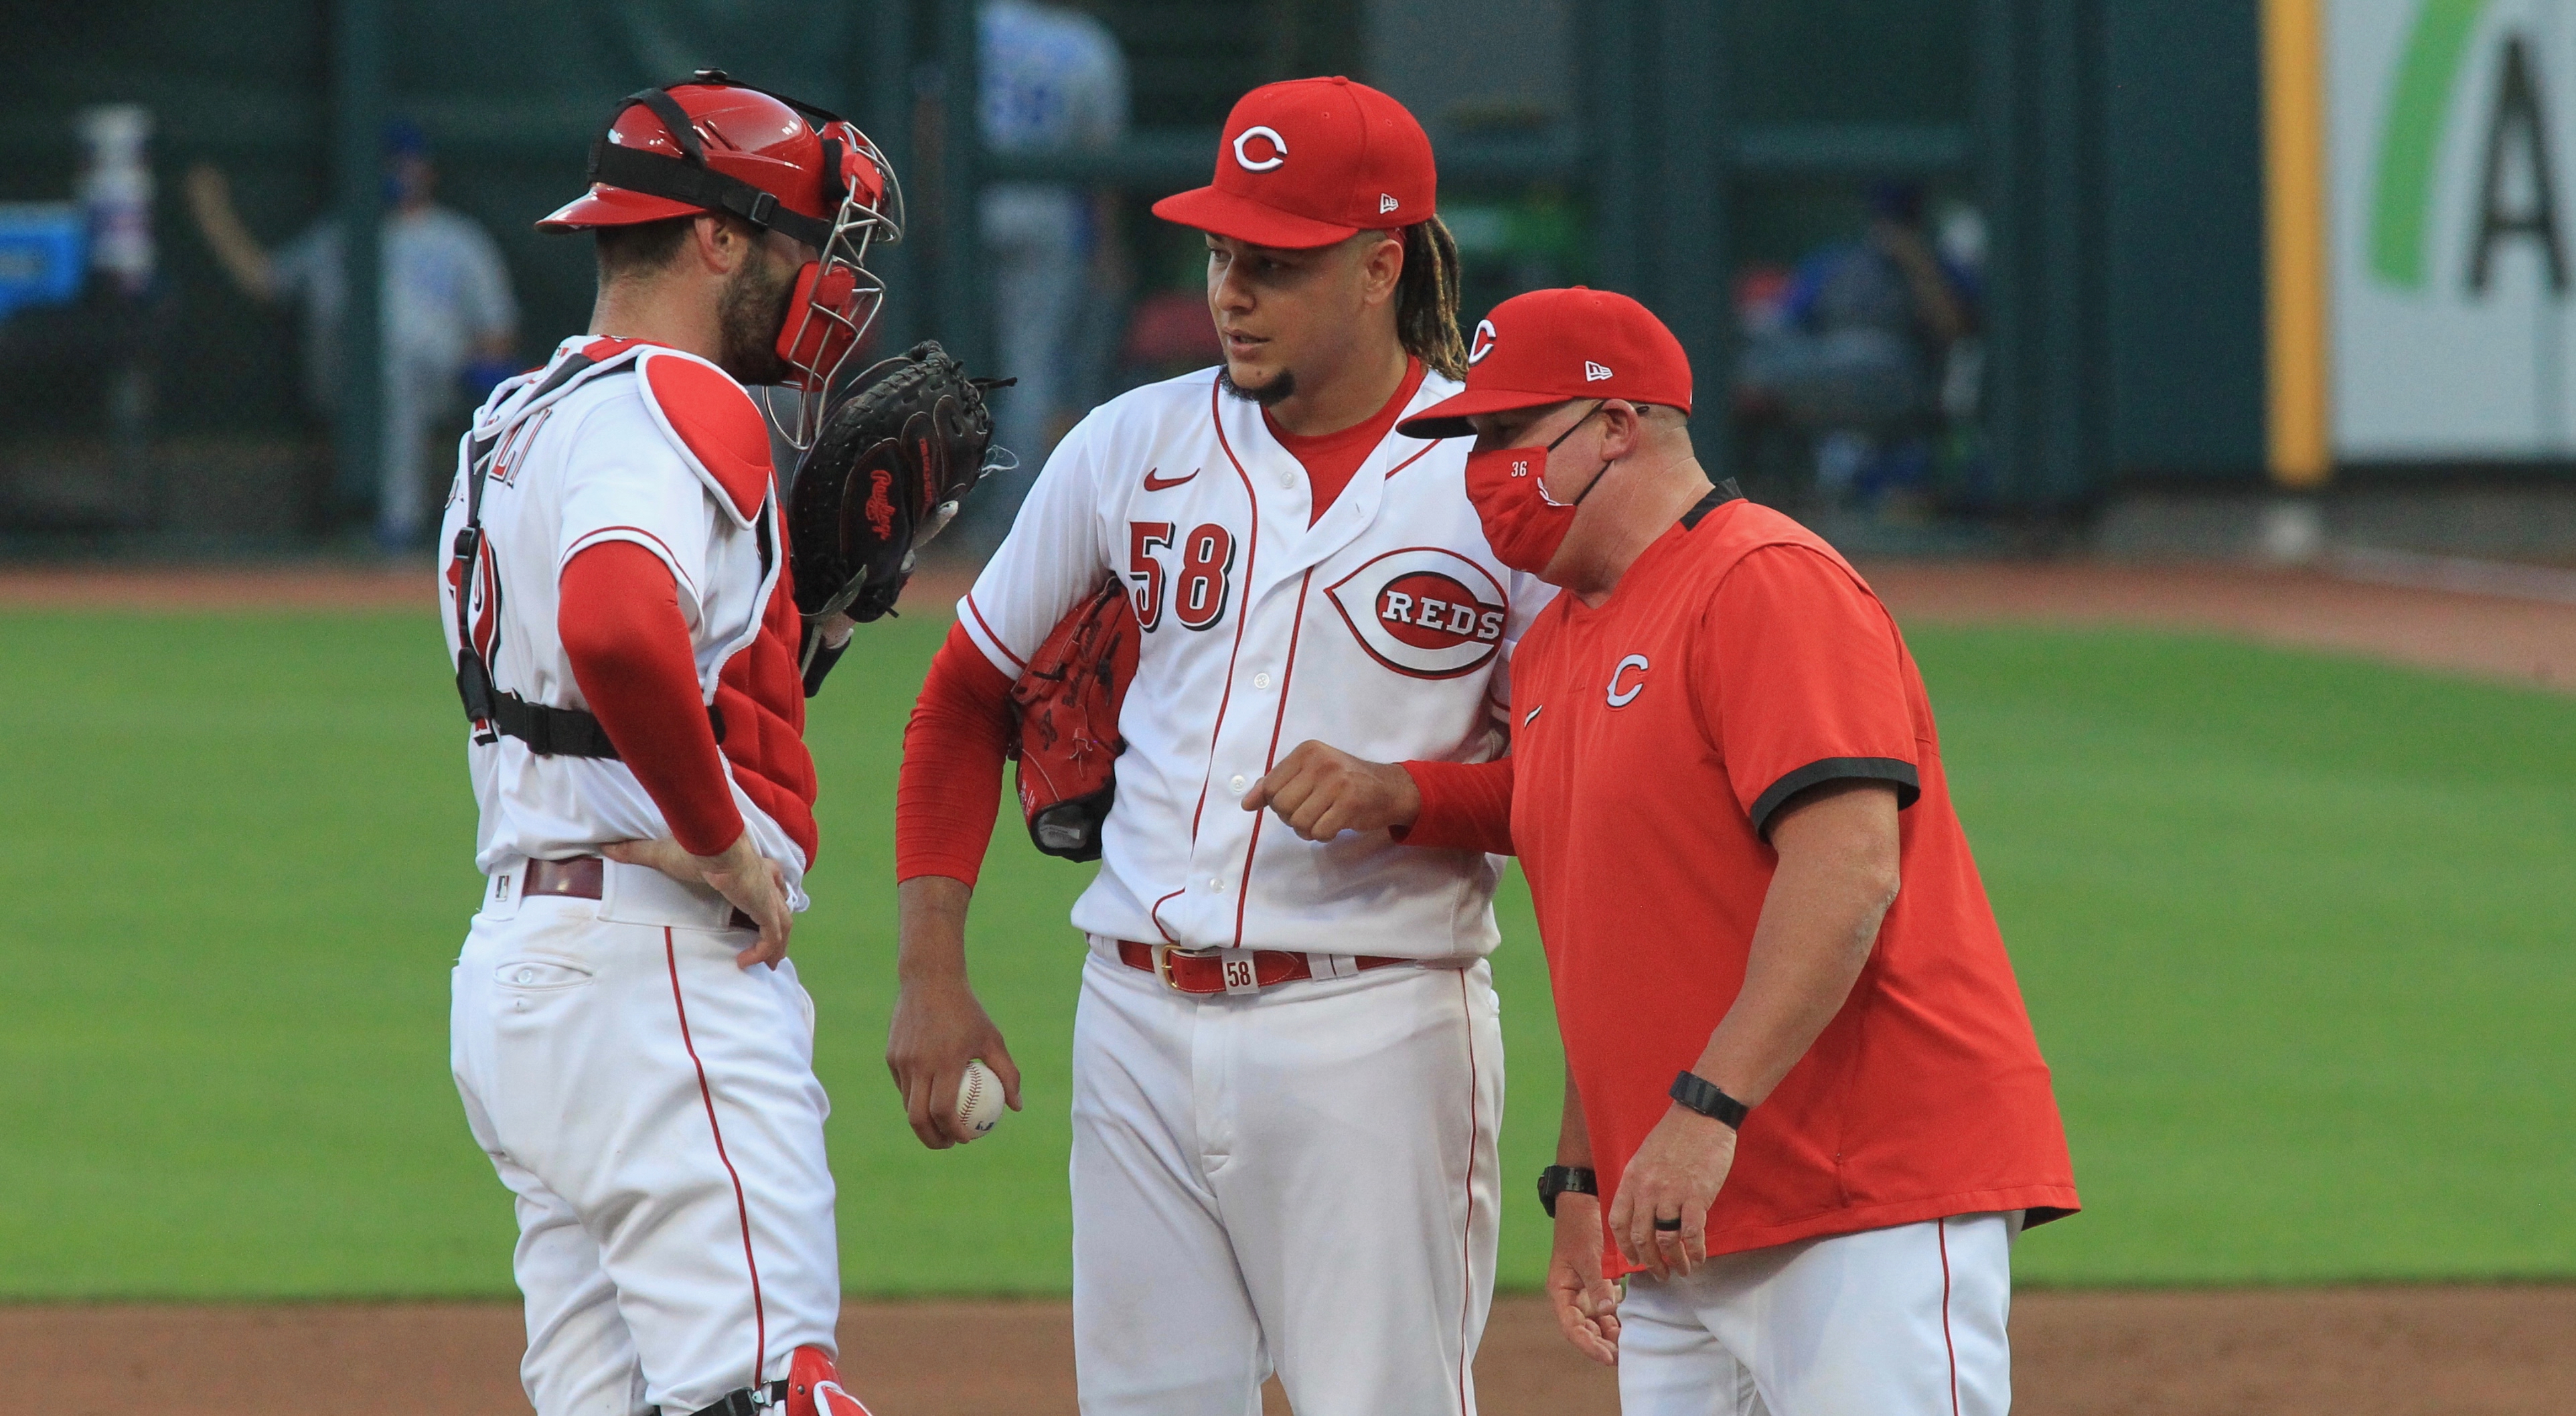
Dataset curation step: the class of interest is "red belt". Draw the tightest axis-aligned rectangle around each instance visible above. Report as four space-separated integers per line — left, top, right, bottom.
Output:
1114 939 1408 994
523 855 756 931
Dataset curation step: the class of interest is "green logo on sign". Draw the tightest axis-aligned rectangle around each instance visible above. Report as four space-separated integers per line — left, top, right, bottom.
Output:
2372 0 2492 288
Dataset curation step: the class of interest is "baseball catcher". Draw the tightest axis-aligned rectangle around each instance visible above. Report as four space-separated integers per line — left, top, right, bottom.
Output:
441 72 929 1416
786 340 1012 686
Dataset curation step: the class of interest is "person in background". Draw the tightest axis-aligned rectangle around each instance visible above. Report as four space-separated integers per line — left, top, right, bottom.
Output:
186 119 518 550
1736 181 1976 513
960 0 1130 552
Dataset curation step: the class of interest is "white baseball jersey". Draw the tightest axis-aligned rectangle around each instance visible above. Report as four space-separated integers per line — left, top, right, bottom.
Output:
960 365 1552 957
437 335 811 907
442 335 842 1415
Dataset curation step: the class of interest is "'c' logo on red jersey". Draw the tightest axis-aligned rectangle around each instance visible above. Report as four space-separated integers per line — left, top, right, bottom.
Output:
1325 548 1509 680
1606 653 1649 707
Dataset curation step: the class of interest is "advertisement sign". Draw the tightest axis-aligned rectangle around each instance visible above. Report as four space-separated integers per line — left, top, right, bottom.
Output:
2333 0 2576 457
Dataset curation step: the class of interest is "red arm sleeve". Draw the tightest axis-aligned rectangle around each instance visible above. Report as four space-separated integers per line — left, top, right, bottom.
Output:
558 541 744 856
1392 757 1516 855
896 621 1019 885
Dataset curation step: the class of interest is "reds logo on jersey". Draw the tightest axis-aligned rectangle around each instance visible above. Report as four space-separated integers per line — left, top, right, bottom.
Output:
1324 547 1509 680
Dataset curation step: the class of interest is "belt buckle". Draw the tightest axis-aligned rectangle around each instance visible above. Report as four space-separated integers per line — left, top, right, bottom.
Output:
1152 943 1231 993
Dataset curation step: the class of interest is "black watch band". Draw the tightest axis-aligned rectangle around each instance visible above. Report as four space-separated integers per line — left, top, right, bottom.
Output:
1537 1164 1598 1218
1669 1071 1750 1129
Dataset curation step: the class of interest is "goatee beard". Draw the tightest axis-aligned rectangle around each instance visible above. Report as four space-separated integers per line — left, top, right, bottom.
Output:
1219 364 1296 407
716 256 799 386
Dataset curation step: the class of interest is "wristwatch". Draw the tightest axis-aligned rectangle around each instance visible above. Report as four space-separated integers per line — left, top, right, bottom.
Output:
1537 1164 1598 1218
1669 1071 1751 1129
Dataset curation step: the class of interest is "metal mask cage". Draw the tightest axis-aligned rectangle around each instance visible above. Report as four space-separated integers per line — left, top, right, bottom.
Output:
774 130 906 451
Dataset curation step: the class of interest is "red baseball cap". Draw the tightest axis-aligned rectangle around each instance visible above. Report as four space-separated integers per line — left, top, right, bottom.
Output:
1150 76 1436 249
1396 287 1694 439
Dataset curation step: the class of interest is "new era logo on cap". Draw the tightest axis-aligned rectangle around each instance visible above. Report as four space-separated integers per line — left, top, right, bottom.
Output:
1584 360 1614 381
1379 193 1399 214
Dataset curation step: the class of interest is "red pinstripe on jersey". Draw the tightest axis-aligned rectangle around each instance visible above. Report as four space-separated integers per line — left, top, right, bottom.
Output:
1230 566 1315 945
665 929 768 1391
1183 378 1262 848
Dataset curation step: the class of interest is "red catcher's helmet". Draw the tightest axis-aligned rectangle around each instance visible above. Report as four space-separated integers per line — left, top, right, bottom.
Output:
540 71 904 447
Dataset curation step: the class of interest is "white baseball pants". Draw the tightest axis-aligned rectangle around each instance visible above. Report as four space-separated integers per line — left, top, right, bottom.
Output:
1069 940 1505 1415
451 876 840 1416
1614 1212 2019 1416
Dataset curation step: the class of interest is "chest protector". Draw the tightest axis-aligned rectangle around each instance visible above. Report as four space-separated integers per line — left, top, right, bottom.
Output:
452 340 822 864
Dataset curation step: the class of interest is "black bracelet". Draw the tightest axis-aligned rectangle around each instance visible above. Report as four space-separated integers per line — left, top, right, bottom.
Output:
1669 1071 1750 1129
1537 1165 1598 1218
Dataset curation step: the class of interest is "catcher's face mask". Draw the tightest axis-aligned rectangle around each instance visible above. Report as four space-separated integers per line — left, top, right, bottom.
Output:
1464 400 1610 576
773 121 902 448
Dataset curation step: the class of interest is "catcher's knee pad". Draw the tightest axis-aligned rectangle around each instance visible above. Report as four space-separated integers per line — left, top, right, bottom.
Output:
787 1345 873 1416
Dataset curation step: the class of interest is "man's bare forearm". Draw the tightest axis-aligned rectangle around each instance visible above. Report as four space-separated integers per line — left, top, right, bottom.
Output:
1556 1054 1594 1167
895 874 975 985
1690 783 1901 1106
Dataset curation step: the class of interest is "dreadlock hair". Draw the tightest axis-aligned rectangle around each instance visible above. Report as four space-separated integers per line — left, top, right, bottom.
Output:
1392 216 1468 380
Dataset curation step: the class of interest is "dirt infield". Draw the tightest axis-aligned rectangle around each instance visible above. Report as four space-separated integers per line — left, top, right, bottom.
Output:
8 554 2573 1411
6 1287 2571 1414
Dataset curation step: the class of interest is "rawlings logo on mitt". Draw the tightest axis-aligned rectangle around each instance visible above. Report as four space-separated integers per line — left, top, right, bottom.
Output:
787 340 1010 639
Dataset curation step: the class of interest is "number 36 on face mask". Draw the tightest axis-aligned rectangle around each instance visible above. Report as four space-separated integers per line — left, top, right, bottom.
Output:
1462 402 1609 576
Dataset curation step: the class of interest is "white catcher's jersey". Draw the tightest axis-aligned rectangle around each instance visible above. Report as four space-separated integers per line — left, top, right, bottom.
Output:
437 336 810 904
961 366 1553 957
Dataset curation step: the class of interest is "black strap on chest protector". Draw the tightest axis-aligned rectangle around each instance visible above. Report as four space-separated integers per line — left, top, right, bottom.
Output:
451 353 726 759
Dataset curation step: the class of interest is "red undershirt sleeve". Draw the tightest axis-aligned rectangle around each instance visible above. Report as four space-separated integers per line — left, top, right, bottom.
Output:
558 540 744 857
1393 757 1516 855
897 620 1019 886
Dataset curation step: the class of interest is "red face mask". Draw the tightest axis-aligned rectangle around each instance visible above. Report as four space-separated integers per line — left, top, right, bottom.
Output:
1464 403 1607 576
775 260 862 390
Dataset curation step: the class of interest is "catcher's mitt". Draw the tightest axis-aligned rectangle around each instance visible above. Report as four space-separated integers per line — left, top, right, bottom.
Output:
787 339 1010 636
1010 580 1141 861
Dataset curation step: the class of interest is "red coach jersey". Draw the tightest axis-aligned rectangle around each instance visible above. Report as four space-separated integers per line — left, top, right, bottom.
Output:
1509 495 2077 1270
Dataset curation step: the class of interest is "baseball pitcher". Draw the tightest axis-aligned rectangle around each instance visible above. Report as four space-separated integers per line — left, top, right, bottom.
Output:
889 78 1549 1413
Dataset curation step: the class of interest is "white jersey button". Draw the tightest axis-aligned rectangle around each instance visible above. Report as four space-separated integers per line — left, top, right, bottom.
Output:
1229 774 1247 793
1209 876 1227 892
1253 672 1272 690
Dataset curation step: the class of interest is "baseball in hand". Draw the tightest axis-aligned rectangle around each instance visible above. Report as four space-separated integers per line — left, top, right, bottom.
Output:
954 1058 1003 1139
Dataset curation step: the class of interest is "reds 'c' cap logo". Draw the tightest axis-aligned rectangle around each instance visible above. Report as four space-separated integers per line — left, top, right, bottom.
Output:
1325 548 1510 680
1468 319 1499 365
1233 125 1288 171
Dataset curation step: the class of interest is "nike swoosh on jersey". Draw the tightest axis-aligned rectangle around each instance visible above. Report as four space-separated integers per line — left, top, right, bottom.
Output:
1523 704 1543 726
1141 466 1200 491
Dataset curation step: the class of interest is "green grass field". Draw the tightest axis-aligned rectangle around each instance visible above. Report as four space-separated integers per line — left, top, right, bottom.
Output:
1 607 2570 1298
